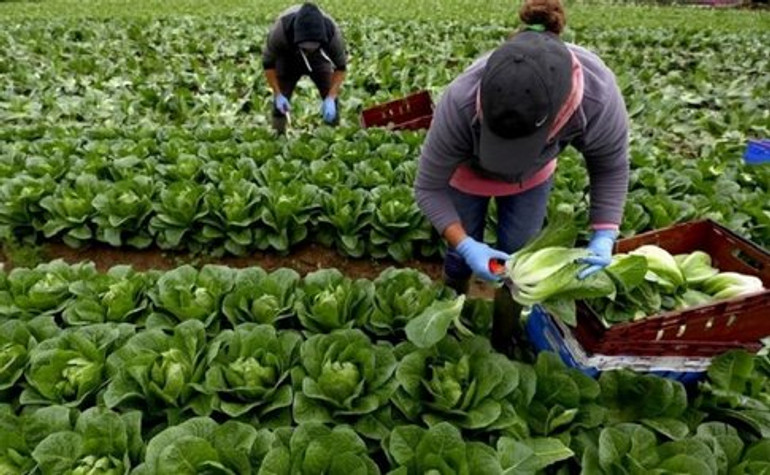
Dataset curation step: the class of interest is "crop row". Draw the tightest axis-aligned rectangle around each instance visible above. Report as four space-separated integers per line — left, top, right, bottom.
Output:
1 19 769 257
1 260 769 474
1 127 769 261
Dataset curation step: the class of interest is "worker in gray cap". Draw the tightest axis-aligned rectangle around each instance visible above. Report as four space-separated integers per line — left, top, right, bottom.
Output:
415 0 629 353
262 3 348 133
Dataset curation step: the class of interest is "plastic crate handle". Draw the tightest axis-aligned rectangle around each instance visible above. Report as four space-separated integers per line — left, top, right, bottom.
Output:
732 248 766 274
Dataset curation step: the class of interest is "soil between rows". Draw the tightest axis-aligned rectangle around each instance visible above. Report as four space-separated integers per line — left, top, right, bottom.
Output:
2 240 496 298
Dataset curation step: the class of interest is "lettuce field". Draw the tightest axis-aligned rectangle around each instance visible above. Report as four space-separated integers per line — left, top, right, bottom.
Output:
1 259 770 474
1 5 769 262
1 0 769 473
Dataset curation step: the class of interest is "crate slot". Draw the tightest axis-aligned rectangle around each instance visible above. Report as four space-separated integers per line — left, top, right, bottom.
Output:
733 248 765 273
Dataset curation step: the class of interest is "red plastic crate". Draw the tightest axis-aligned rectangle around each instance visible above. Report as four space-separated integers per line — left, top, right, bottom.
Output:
360 91 433 131
572 220 770 357
686 0 742 7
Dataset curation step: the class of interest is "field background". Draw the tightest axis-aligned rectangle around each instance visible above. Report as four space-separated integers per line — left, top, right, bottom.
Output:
1 0 769 26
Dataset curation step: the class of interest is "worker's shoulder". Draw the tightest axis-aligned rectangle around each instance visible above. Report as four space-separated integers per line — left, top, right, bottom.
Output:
277 4 301 20
568 44 621 105
439 53 490 118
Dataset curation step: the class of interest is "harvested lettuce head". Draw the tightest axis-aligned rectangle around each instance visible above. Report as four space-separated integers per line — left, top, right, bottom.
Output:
675 251 719 286
629 245 685 292
701 272 764 300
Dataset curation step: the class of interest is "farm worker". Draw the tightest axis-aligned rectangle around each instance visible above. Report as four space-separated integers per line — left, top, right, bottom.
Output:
414 0 629 353
262 2 348 134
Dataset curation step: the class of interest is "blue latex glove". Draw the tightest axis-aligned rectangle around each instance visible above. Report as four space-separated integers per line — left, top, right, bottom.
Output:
577 229 619 280
274 94 290 114
321 97 337 123
456 237 510 282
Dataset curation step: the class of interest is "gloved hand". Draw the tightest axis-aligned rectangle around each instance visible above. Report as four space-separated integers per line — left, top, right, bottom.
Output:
274 93 290 114
456 237 510 282
321 97 337 123
577 229 619 280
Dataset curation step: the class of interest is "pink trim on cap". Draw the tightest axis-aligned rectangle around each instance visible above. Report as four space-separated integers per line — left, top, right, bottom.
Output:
548 50 584 142
450 50 585 198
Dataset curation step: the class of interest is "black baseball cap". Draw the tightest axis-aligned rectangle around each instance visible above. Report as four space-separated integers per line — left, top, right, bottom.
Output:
479 31 572 182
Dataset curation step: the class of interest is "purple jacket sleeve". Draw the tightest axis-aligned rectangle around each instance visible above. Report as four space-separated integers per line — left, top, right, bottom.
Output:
573 77 630 227
414 87 473 234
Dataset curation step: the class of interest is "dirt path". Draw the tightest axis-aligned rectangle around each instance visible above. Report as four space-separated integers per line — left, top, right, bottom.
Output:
5 240 495 298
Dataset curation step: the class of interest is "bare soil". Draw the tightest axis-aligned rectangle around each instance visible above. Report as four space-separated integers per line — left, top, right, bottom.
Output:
3 240 495 298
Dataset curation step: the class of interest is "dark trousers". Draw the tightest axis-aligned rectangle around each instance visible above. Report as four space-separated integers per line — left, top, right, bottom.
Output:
442 177 553 354
443 177 553 281
272 52 339 133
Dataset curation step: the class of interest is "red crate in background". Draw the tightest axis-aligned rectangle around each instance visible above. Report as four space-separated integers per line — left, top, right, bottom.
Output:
572 220 770 357
686 0 743 7
360 91 433 131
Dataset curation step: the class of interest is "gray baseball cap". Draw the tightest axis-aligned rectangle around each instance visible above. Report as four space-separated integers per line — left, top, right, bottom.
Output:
479 31 572 182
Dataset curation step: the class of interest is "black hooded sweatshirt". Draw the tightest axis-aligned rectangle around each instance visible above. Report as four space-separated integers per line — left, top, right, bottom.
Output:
262 4 347 71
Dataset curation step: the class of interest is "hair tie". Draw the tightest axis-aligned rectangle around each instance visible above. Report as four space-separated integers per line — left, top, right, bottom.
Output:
524 24 546 32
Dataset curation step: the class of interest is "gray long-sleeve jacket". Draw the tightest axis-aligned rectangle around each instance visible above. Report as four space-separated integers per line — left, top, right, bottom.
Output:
262 5 347 71
415 44 629 234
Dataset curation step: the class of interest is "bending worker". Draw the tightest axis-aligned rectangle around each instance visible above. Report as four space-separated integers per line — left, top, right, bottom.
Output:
262 2 347 133
414 0 629 352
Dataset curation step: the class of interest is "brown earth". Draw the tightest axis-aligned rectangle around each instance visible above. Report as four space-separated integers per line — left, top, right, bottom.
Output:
3 240 495 298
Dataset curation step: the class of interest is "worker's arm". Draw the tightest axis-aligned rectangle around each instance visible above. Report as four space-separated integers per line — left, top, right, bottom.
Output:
325 18 347 100
262 18 290 113
573 69 629 279
326 70 346 99
443 222 467 248
262 17 287 96
415 87 508 281
264 68 282 96
574 73 629 233
414 87 469 235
